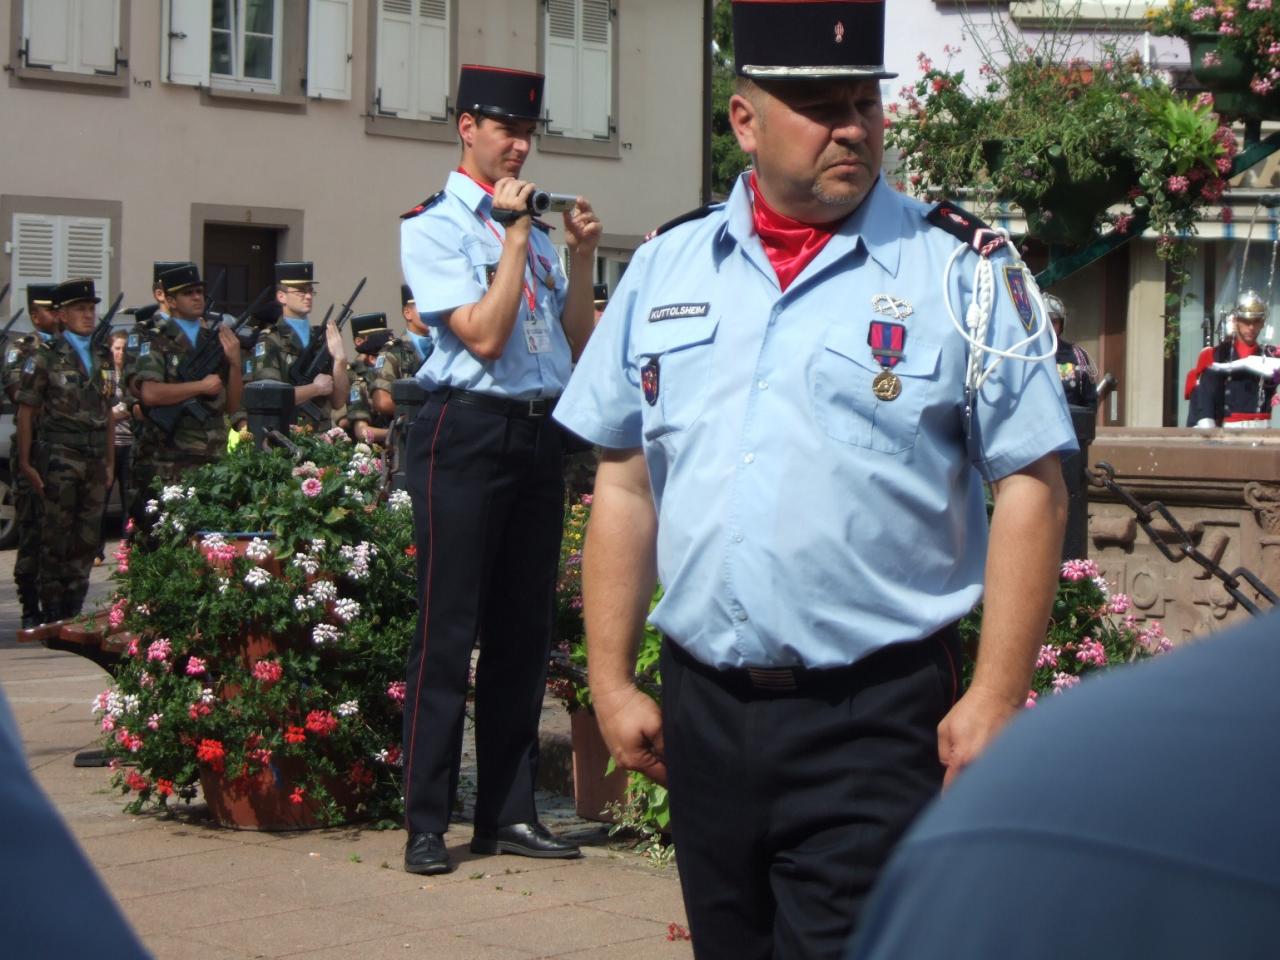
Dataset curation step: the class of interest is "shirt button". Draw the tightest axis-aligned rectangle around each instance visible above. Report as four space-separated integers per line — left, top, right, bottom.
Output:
735 611 749 622
743 453 755 464
757 380 768 390
733 534 744 543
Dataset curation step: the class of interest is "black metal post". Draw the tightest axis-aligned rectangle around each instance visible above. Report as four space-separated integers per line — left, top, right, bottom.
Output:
243 380 295 448
1060 404 1097 560
390 379 427 490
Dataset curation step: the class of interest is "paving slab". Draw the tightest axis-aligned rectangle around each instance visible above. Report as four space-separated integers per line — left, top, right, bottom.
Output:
1 542 692 959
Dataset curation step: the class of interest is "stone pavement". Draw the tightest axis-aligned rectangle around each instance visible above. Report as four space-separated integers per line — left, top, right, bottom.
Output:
0 543 692 959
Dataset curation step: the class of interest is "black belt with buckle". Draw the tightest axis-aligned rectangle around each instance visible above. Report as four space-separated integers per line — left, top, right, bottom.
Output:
666 638 860 697
430 388 558 419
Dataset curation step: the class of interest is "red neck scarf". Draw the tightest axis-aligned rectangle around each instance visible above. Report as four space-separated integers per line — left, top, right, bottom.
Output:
749 171 841 291
456 166 495 196
1236 338 1259 359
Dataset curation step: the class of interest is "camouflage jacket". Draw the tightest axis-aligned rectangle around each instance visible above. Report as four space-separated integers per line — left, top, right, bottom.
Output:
131 316 230 462
247 318 335 428
3 332 45 410
15 335 111 455
370 336 430 398
345 356 376 427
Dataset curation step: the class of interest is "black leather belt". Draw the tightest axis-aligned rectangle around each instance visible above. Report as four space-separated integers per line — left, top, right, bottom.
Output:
430 388 558 419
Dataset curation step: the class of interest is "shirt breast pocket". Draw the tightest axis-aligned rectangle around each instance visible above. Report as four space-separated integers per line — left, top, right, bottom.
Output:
635 316 719 440
811 323 941 455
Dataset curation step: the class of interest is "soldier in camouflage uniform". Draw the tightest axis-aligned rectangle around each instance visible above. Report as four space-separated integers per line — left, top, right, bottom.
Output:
368 284 434 423
245 261 348 431
344 312 394 444
3 284 61 626
129 264 242 520
15 279 113 622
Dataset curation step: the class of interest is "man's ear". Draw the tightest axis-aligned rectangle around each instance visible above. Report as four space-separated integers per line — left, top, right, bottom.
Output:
458 112 476 149
729 92 761 156
275 289 288 307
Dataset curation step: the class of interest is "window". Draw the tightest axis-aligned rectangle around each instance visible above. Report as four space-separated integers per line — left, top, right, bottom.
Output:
162 0 352 101
374 0 451 122
543 0 614 141
13 0 128 86
9 213 112 314
211 0 282 92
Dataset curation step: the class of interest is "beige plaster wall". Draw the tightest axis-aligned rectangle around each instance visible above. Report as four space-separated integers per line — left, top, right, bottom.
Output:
1125 242 1169 427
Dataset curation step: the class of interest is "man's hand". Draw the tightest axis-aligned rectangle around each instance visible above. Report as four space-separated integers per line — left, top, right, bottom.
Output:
491 178 535 239
937 684 1021 789
218 324 241 364
311 373 334 397
21 464 44 498
325 318 347 366
591 683 667 786
199 373 222 398
564 197 602 256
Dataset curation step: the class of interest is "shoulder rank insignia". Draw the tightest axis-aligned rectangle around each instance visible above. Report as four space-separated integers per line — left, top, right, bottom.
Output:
644 203 721 243
926 201 1007 258
399 191 445 220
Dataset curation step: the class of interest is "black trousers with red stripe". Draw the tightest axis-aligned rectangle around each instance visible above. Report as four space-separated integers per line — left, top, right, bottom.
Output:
402 398 565 836
661 626 962 960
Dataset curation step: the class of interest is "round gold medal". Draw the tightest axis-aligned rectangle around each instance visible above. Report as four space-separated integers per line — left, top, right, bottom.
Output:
872 370 902 401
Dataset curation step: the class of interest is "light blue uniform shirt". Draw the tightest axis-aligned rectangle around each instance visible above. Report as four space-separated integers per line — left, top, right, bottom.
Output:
400 170 571 400
555 174 1077 669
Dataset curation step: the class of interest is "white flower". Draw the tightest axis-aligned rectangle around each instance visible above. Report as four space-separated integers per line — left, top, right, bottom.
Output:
312 623 341 646
244 567 272 588
1092 575 1110 594
335 700 360 717
186 486 197 498
293 594 316 612
291 553 320 576
333 598 361 623
170 518 186 534
217 576 230 595
310 538 327 555
245 537 273 561
388 489 411 512
122 694 140 714
339 541 377 581
160 484 186 503
199 687 216 705
309 579 337 602
145 499 160 515
202 532 228 549
346 487 366 504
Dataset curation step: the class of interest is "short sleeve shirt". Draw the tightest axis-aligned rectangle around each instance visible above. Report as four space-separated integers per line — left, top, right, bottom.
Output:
400 171 571 400
554 175 1078 669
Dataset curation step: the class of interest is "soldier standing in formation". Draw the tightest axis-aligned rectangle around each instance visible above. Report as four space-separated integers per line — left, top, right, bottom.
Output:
1186 290 1280 428
245 261 348 430
129 264 242 503
368 285 434 424
4 284 60 627
15 280 114 622
1045 294 1098 408
344 312 394 444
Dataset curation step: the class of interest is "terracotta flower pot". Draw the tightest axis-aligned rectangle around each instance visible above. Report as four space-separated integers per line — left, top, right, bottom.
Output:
199 755 365 831
570 709 628 823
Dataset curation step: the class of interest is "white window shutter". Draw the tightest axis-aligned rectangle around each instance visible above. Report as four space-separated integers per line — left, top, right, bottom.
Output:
415 0 449 121
579 0 611 138
376 0 413 116
64 218 111 305
307 0 353 100
23 0 75 72
78 0 122 75
11 215 59 320
544 0 578 136
162 0 212 87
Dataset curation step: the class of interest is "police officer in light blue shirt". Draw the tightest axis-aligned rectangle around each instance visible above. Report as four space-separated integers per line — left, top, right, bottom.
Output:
397 63 602 877
553 1 1076 955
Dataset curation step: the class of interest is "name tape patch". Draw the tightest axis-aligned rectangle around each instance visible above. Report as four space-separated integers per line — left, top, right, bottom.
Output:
648 302 710 323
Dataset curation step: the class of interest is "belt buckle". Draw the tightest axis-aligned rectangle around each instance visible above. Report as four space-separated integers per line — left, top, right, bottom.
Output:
527 398 545 417
746 666 798 692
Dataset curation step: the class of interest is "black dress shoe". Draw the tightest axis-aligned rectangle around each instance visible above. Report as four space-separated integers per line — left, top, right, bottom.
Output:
404 832 451 875
470 822 582 859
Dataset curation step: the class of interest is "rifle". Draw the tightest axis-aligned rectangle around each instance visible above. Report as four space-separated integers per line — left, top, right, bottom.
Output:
89 293 126 353
0 282 9 312
145 284 274 438
201 268 227 323
0 307 26 357
287 277 365 424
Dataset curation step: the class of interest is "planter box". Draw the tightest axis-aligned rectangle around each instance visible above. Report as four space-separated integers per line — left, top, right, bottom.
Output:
570 709 627 823
199 757 365 831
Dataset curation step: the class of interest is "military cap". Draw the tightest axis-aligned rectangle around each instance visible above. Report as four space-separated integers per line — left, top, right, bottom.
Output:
52 278 100 308
456 64 544 122
153 261 195 286
27 283 57 310
275 261 317 287
1235 289 1267 320
159 263 205 295
733 0 896 80
592 283 609 306
1043 294 1066 323
401 283 415 307
350 312 388 338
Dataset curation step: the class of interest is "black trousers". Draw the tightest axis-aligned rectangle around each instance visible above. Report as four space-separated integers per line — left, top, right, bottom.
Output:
402 398 565 835
661 628 961 960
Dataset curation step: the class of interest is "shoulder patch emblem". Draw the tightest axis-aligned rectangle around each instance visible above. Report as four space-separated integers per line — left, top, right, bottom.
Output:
243 359 253 375
374 355 386 371
400 191 446 220
138 342 151 357
926 201 1007 257
5 349 16 364
1002 265 1036 332
349 386 361 403
127 334 138 350
23 357 36 374
254 341 267 358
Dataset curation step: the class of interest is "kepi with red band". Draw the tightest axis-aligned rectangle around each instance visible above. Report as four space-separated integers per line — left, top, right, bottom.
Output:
455 64 545 123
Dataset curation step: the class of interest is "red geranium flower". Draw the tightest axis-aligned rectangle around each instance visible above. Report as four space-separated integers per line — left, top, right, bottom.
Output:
195 738 226 772
305 710 339 737
284 725 307 744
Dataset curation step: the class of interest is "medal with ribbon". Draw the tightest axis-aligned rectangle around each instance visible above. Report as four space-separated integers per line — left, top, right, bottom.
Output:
867 320 907 401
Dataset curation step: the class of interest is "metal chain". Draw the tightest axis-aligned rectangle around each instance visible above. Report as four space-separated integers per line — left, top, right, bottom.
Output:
1087 462 1278 617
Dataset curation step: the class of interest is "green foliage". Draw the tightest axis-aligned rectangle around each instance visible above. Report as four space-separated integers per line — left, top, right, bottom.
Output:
710 0 750 198
1152 0 1280 95
98 431 417 825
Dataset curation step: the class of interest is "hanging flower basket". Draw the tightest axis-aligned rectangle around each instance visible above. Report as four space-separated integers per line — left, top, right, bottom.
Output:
1187 33 1280 118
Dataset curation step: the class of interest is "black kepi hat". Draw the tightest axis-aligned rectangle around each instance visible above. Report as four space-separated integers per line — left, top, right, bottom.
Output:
27 283 57 310
52 278 100 308
275 261 317 287
401 283 415 308
159 263 205 295
733 0 896 80
349 312 388 338
456 64 544 122
153 260 195 285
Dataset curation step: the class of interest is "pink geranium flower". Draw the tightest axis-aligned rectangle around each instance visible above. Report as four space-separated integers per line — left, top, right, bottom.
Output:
301 477 323 497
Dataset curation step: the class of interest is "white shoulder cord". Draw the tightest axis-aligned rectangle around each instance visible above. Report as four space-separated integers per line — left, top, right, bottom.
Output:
943 230 1059 398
